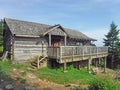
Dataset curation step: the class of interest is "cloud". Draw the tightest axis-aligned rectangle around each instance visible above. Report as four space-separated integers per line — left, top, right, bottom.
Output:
82 28 109 46
0 0 119 47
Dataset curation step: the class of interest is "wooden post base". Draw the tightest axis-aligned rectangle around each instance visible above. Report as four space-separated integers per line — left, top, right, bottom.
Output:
88 58 92 73
63 61 67 72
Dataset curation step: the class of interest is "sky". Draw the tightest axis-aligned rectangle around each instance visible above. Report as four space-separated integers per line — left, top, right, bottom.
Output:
0 0 120 46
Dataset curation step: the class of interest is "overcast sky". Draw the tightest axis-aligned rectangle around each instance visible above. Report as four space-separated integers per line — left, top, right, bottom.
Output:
0 0 120 46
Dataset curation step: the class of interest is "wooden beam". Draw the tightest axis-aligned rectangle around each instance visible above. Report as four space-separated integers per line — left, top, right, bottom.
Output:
98 58 101 65
37 56 40 69
104 57 106 72
60 46 62 63
87 58 92 73
64 35 67 46
43 25 61 36
63 60 67 72
82 47 84 60
95 59 98 67
77 61 81 70
11 36 15 61
15 34 40 38
72 47 74 61
49 34 51 46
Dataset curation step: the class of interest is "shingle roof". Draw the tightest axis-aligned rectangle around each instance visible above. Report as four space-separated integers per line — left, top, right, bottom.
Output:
4 18 96 41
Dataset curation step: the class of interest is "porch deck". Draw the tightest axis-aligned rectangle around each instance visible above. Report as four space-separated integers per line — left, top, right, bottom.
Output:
48 46 108 63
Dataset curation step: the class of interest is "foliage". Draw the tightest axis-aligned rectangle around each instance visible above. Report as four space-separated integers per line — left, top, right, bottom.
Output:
38 66 95 84
0 46 3 52
0 20 3 46
103 22 120 68
103 22 120 54
88 77 120 90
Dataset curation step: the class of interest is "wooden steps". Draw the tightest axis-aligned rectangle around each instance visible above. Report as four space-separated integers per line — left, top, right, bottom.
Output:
31 55 47 69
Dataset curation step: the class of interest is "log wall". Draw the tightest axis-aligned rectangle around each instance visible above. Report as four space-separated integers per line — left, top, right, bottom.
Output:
13 37 48 63
3 24 13 58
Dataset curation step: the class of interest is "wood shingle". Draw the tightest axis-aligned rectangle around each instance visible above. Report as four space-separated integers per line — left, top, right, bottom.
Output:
4 18 96 41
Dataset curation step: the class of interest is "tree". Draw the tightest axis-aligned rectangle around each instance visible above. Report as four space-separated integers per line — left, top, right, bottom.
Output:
0 20 3 46
103 22 120 68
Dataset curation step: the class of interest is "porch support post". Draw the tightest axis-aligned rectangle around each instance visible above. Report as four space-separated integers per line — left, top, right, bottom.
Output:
64 34 67 46
95 58 98 67
77 61 81 70
98 58 101 65
104 57 106 72
88 58 92 73
63 60 67 72
49 33 51 46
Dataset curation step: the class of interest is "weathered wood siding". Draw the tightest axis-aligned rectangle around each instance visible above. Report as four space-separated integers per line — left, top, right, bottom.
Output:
3 23 13 58
13 37 48 63
66 39 91 46
49 28 66 36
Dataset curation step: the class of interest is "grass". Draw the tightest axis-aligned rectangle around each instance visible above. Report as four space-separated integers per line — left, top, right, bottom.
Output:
0 60 120 89
88 77 120 90
0 59 29 75
38 65 95 84
0 46 3 52
0 60 95 85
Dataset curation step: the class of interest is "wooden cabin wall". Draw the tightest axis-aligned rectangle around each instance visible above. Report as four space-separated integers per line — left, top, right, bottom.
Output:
3 26 12 58
67 39 83 46
83 41 92 46
65 39 92 46
13 37 48 63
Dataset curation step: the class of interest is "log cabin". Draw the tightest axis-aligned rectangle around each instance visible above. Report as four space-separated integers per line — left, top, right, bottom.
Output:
3 18 108 71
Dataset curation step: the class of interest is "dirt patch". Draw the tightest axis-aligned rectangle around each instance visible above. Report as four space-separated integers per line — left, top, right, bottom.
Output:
25 72 69 90
0 68 70 90
95 67 120 80
0 67 119 90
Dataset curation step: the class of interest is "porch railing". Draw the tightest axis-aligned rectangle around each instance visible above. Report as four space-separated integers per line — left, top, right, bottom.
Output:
48 46 108 59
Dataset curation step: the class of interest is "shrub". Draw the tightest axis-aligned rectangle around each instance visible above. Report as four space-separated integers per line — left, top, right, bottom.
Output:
88 78 120 90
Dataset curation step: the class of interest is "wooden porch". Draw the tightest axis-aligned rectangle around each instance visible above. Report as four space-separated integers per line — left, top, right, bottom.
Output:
48 46 108 63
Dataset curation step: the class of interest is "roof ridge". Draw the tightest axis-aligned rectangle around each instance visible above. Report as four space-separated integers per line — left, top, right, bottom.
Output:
4 18 96 41
4 17 51 27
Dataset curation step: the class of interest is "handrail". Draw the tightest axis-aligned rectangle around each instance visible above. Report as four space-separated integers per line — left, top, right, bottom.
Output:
48 46 108 59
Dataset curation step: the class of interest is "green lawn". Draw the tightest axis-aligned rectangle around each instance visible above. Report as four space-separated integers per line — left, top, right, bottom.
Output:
38 66 95 84
0 60 95 85
0 60 29 75
0 60 120 90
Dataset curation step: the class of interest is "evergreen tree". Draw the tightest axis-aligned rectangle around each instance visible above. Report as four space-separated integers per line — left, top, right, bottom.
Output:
0 20 3 46
103 22 120 68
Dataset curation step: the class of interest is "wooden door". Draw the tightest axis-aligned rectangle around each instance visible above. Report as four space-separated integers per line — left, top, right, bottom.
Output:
52 38 61 47
52 41 60 47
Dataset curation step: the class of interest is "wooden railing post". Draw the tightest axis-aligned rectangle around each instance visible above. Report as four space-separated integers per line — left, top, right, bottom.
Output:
72 47 74 61
37 55 40 69
64 35 67 46
82 46 84 59
97 47 98 57
47 46 108 65
60 46 62 63
90 47 91 56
